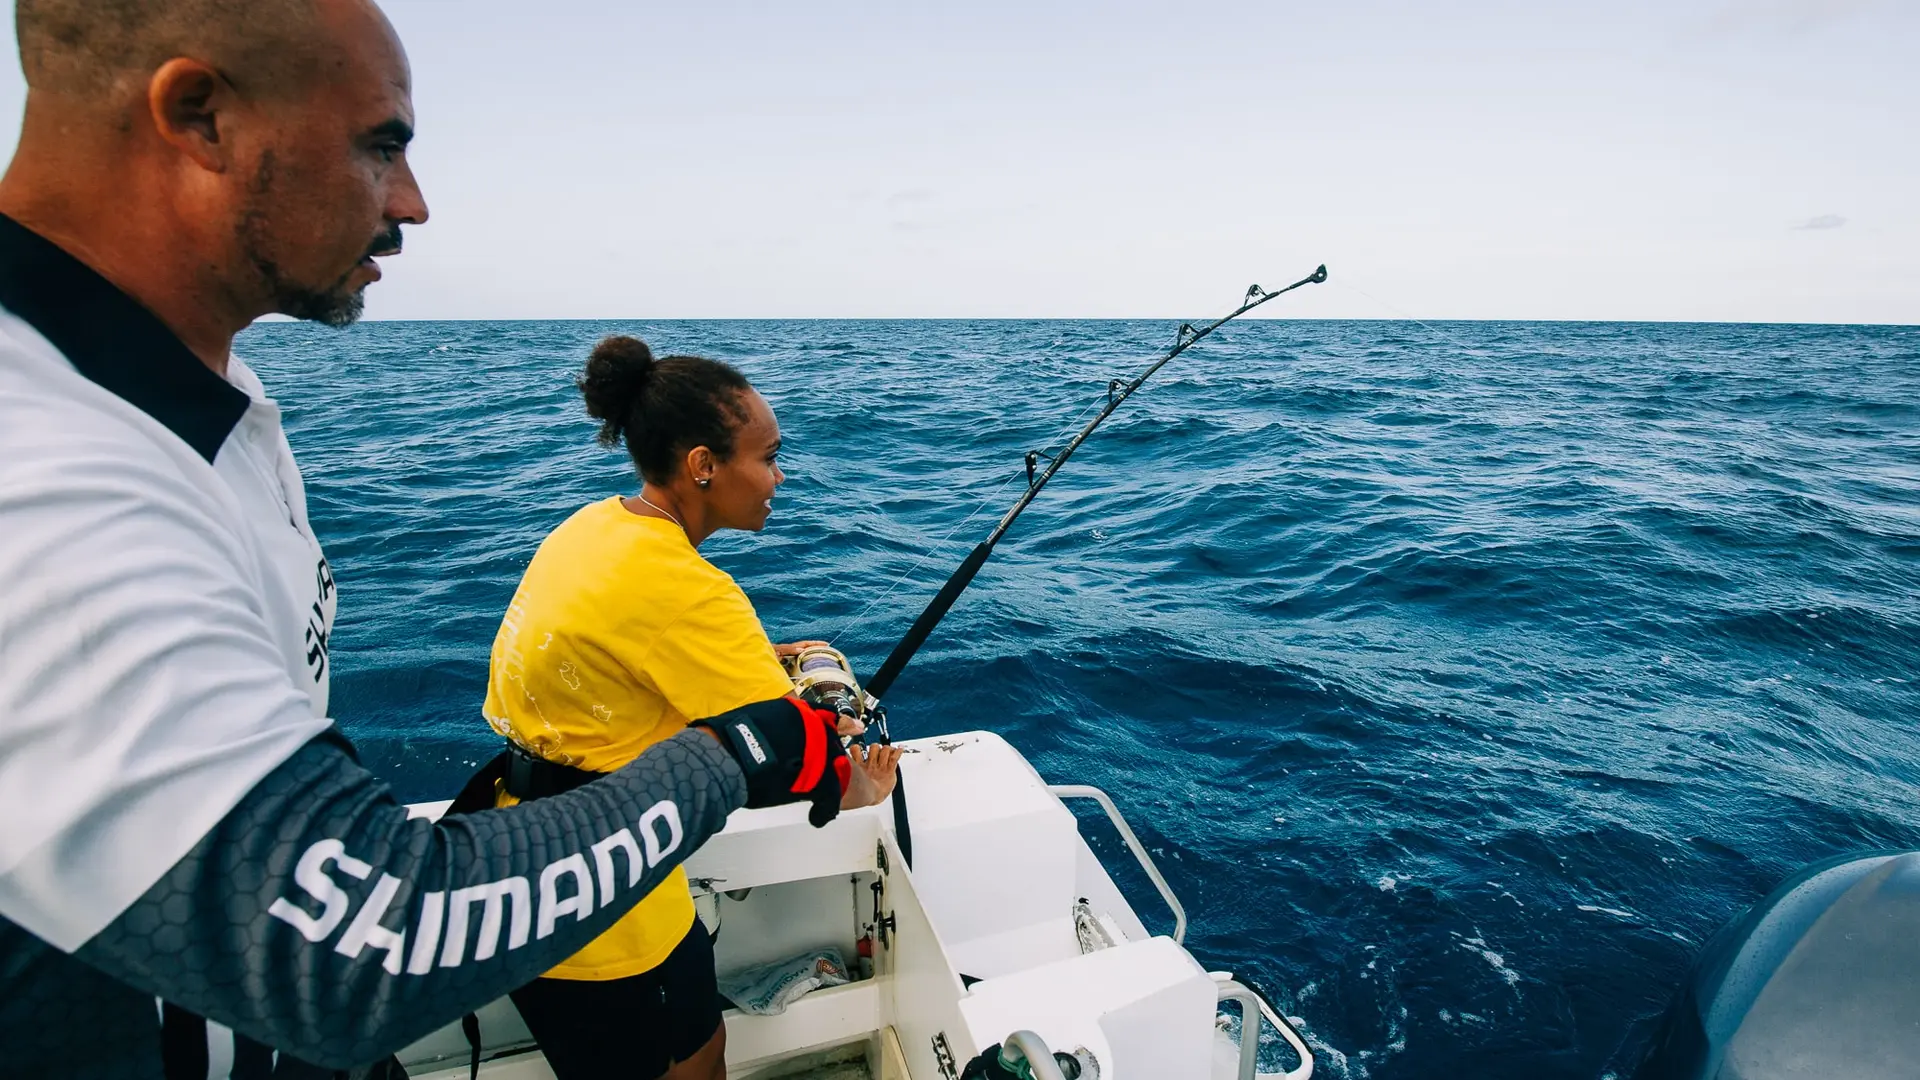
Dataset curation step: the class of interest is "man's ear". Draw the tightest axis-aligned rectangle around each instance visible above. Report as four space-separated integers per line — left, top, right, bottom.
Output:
147 58 233 173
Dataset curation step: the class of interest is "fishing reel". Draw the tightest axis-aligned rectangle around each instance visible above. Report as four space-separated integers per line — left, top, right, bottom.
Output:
781 643 887 743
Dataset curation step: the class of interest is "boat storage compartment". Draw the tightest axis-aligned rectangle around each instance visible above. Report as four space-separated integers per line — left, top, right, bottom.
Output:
685 799 897 1075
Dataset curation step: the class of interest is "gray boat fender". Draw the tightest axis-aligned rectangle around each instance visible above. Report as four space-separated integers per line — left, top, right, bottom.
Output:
1635 849 1920 1080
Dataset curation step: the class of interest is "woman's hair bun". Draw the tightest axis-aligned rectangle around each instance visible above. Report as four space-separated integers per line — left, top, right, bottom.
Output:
578 337 755 483
579 335 656 446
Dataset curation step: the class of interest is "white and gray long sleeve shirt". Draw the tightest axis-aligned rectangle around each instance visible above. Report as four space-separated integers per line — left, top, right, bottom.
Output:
0 215 750 1077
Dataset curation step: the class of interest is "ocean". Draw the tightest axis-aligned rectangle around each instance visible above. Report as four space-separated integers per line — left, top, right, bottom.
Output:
241 317 1920 1080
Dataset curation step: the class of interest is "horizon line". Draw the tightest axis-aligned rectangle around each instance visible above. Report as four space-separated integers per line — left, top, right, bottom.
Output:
252 315 1920 329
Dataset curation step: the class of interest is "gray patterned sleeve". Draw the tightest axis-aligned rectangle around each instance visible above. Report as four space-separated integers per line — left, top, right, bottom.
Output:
71 726 748 1070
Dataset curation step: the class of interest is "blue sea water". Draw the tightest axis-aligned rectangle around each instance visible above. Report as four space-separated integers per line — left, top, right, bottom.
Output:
241 317 1920 1080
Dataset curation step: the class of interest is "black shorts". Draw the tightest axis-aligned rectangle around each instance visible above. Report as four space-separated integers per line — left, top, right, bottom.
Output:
509 922 722 1079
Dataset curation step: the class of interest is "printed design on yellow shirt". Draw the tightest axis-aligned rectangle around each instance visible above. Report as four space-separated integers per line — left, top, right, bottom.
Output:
484 589 578 766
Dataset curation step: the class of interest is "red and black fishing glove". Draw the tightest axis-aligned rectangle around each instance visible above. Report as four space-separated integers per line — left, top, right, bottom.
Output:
694 695 852 827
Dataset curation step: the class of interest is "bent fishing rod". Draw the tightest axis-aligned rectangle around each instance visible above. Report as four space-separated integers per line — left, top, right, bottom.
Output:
862 263 1328 702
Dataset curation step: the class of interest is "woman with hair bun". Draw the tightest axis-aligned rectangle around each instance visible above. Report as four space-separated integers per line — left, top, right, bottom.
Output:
478 335 901 1080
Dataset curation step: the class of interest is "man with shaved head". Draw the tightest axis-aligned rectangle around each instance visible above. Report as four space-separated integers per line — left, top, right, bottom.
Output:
9 0 422 335
0 2 850 1076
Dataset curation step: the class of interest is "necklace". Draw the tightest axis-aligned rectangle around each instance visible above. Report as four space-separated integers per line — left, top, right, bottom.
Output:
635 492 683 529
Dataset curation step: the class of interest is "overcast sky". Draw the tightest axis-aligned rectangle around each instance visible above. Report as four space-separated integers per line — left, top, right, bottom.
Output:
2 1 1915 322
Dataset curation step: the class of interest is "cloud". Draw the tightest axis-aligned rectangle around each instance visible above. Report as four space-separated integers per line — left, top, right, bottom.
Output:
1793 214 1847 231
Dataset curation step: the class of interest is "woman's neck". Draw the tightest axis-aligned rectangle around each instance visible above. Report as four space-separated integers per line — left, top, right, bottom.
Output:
624 484 715 547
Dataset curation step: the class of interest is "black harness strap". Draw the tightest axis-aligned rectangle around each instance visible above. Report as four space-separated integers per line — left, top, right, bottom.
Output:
445 745 602 817
503 748 601 801
445 753 509 816
160 1004 367 1079
460 1012 482 1080
159 1003 209 1080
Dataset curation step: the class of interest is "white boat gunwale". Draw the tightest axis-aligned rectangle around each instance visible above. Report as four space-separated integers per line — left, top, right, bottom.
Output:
400 731 1312 1080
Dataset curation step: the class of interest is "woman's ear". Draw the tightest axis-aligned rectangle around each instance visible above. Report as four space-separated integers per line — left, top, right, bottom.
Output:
686 445 715 487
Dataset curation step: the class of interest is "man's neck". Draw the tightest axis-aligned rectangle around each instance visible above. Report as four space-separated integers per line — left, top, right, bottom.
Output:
0 144 247 376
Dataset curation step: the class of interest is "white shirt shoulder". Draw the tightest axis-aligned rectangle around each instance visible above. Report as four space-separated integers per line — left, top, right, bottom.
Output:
0 315 333 951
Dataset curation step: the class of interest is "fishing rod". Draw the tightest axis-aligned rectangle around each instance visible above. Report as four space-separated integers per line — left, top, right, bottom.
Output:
863 263 1329 701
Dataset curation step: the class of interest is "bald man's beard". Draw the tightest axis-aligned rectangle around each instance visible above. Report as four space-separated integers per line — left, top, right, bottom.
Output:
236 153 375 328
253 251 368 327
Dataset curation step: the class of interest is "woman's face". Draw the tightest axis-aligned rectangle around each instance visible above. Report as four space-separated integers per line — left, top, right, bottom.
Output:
703 389 785 531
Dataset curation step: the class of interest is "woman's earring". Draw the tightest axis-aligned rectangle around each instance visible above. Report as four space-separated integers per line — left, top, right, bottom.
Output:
696 477 711 489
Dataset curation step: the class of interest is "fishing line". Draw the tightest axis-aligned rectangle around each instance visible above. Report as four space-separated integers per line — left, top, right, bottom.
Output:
864 264 1330 701
841 266 1327 870
825 369 1132 647
823 468 1026 647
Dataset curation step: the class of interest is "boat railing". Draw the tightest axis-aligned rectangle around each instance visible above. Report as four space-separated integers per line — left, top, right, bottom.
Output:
1046 784 1187 944
1214 976 1315 1080
998 1030 1072 1080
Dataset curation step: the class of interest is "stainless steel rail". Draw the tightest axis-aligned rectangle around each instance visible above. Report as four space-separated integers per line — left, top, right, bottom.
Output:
1047 784 1188 944
1215 977 1314 1080
1000 1030 1070 1080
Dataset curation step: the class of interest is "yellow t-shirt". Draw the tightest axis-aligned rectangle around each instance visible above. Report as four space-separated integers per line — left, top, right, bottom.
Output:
482 496 793 981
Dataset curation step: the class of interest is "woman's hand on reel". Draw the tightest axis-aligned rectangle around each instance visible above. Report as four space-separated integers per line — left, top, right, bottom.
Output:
772 639 831 659
775 640 869 736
